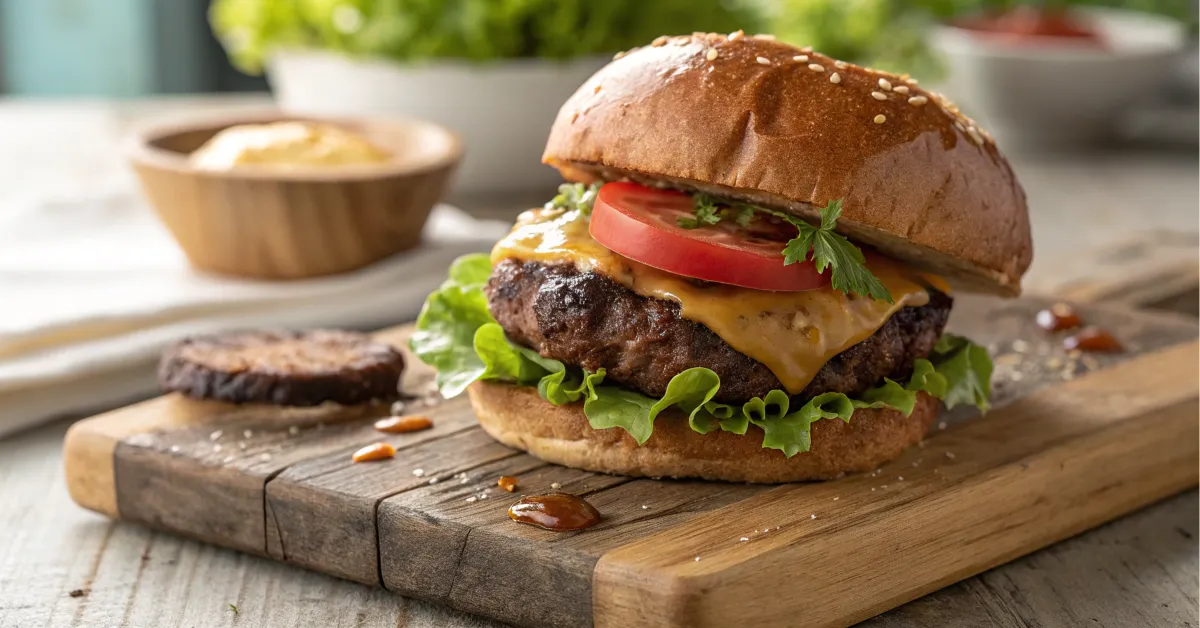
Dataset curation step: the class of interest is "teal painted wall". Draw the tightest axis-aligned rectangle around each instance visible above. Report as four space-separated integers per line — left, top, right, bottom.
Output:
0 0 218 96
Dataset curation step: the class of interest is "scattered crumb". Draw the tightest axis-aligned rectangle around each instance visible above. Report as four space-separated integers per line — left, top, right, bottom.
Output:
832 496 839 501
810 514 817 520
870 488 876 492
945 452 956 460
243 429 253 439
228 603 239 615
917 440 926 449
68 589 88 598
390 400 407 415
881 485 888 489
641 505 650 510
259 453 271 462
694 556 701 562
212 444 223 453
897 476 904 481
288 425 300 436
209 430 223 441
465 496 478 503
169 445 181 454
738 537 749 542
937 422 947 430
428 477 439 485
412 468 425 477
238 442 247 450
497 476 518 492
550 482 562 489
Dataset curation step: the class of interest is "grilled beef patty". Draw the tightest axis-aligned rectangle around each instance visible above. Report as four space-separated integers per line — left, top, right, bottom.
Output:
486 258 951 405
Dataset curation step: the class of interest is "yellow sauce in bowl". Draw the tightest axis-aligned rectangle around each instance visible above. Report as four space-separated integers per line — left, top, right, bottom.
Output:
190 121 392 170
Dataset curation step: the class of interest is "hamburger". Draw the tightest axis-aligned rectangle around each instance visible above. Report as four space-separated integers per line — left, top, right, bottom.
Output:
412 32 1031 483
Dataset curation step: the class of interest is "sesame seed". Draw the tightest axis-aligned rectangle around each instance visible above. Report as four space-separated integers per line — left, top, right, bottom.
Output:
894 85 909 94
834 60 847 69
967 127 984 145
753 33 776 40
808 63 825 72
878 78 892 91
651 36 669 47
873 114 886 124
829 72 841 84
728 30 744 41
756 56 771 65
871 91 887 101
613 50 626 60
799 46 813 53
706 48 719 61
908 96 928 106
550 482 562 489
793 54 808 62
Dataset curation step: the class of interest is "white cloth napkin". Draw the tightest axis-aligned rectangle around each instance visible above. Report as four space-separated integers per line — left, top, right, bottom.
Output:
0 193 509 437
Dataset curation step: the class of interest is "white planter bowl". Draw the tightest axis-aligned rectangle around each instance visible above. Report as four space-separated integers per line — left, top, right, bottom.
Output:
268 50 608 196
932 8 1188 150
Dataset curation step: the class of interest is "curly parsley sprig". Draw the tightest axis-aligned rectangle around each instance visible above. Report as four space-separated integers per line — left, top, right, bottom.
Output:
545 183 601 214
682 194 894 303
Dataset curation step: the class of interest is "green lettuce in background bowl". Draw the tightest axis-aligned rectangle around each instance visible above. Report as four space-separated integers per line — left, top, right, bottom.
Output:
211 0 760 73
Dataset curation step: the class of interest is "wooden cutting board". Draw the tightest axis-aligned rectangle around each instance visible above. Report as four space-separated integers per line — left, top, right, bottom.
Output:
63 293 1199 628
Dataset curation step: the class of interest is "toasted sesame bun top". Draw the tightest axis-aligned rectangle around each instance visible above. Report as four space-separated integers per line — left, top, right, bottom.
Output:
543 32 1032 296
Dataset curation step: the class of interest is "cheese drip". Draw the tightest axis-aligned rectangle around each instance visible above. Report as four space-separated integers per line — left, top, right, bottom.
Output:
492 208 934 394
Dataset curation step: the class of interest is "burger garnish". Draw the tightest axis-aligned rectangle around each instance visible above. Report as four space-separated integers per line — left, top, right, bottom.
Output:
411 32 1029 482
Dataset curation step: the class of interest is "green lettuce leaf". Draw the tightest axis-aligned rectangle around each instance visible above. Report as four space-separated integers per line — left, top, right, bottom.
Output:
413 254 995 458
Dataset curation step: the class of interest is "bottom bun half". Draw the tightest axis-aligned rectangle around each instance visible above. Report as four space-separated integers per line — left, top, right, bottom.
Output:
467 381 939 483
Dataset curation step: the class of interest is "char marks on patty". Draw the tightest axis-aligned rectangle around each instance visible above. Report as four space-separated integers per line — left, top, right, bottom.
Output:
486 258 951 405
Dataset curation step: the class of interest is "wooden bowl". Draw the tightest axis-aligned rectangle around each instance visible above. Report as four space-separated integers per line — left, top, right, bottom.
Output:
127 112 462 280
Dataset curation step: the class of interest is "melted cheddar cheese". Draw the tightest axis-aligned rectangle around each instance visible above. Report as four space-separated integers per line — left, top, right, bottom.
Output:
492 208 935 394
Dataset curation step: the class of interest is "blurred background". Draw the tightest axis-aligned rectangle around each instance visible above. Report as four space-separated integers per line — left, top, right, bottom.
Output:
0 0 1196 435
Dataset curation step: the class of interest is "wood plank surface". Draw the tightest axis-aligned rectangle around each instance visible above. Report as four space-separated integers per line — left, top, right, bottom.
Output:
56 292 1200 628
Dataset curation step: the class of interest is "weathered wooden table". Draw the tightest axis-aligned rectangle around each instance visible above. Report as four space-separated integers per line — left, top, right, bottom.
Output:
0 97 1197 628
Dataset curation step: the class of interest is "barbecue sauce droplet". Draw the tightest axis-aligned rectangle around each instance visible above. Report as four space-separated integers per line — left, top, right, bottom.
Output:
1063 327 1123 352
508 493 601 531
1036 303 1083 332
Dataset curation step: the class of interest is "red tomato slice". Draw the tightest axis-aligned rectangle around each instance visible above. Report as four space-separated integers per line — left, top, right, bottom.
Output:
589 182 828 292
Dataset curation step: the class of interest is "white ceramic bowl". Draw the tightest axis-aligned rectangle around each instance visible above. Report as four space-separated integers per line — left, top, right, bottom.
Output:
932 8 1188 150
268 50 608 197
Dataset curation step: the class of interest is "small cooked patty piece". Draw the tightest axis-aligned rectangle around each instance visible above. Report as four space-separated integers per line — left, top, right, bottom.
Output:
486 259 951 405
159 330 405 406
